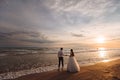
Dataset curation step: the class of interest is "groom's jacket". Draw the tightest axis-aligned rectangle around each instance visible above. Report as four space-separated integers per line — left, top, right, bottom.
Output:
58 50 64 57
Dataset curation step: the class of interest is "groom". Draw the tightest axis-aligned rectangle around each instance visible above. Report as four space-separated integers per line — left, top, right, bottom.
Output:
58 48 64 71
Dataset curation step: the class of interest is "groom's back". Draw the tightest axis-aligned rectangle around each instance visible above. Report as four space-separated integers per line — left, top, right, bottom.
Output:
58 50 63 57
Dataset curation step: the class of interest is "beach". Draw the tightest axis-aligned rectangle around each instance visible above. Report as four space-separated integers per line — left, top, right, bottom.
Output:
11 59 120 80
1 0 120 80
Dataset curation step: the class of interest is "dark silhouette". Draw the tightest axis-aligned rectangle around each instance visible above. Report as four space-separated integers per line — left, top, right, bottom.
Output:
70 49 74 57
58 48 64 71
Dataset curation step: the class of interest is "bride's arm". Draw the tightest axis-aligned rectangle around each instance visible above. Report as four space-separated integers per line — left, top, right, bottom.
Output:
64 54 69 56
63 53 69 56
69 53 72 57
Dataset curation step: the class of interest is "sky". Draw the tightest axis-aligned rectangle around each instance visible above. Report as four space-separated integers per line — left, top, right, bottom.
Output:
0 0 120 48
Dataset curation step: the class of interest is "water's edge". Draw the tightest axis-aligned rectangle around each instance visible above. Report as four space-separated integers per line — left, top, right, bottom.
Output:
0 57 119 80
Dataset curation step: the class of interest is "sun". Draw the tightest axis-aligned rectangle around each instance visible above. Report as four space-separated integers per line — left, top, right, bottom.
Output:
96 36 105 43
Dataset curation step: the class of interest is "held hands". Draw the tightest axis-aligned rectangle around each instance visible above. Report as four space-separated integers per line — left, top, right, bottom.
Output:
64 54 69 56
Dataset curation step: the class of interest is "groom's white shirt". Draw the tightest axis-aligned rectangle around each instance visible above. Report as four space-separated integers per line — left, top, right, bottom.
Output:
58 50 64 57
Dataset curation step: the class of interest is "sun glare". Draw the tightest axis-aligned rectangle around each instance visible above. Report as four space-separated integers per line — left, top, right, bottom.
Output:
96 36 105 43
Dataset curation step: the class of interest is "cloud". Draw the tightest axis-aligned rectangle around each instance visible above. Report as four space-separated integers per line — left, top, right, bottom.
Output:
43 0 117 26
103 1 120 23
0 31 54 44
71 33 85 37
48 0 111 16
0 0 120 47
111 37 120 41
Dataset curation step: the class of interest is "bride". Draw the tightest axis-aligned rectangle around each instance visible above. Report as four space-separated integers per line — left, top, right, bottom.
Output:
67 49 80 72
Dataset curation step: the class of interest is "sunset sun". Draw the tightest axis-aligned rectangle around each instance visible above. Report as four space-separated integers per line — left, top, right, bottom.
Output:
96 36 105 43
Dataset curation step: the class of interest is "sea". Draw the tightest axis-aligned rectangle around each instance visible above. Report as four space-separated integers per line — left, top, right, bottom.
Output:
0 47 120 80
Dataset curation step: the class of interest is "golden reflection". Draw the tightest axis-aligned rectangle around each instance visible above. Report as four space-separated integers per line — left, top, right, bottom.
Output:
102 60 110 62
98 48 110 62
98 47 105 51
98 48 106 58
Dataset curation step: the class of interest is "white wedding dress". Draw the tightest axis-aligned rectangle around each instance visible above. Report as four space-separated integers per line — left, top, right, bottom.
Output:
67 56 80 72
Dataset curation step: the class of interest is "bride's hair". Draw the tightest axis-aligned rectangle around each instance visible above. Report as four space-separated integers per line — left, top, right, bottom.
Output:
70 49 74 56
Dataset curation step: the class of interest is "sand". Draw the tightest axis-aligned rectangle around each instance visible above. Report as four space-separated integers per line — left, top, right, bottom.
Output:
11 59 120 80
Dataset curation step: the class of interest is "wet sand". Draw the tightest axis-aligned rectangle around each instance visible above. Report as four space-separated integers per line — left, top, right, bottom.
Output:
11 59 120 80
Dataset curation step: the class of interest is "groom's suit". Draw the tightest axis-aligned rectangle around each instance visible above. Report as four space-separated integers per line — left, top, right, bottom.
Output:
58 50 64 68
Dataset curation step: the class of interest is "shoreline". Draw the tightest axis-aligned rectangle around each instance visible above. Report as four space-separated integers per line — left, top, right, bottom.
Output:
11 59 120 80
0 57 120 80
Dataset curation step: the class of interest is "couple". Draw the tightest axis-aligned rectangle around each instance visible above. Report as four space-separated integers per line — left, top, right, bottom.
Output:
58 48 80 72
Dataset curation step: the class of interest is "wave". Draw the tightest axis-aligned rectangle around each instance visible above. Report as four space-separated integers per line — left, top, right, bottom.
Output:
0 65 57 80
0 53 8 57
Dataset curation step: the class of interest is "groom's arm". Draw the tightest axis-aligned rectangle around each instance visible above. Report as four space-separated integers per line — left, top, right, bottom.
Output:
63 54 69 56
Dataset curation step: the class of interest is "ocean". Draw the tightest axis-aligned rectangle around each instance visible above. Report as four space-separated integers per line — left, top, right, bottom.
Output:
0 47 120 79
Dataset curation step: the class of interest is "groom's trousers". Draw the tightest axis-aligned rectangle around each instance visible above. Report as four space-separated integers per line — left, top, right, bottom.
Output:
58 57 64 68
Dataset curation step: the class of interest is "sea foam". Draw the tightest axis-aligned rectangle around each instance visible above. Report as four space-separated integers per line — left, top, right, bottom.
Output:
0 65 58 80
